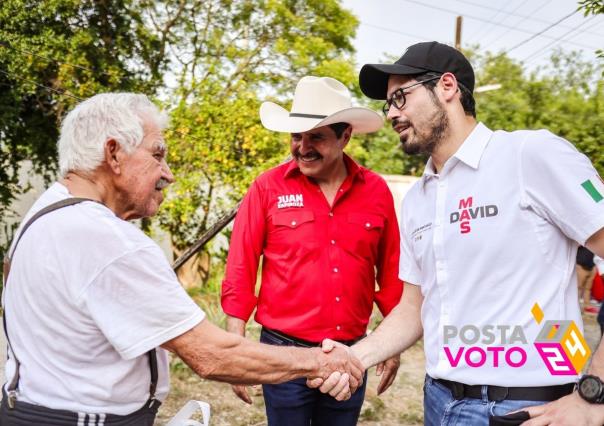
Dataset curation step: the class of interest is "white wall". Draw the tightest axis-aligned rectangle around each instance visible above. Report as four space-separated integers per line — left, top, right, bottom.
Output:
382 174 420 223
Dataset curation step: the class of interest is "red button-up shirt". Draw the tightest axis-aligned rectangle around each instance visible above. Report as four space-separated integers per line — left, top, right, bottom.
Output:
221 155 403 341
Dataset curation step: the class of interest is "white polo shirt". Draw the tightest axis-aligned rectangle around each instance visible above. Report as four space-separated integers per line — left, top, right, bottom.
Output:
399 123 604 386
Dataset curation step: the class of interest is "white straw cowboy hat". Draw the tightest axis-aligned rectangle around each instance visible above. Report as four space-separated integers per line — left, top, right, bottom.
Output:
259 76 383 134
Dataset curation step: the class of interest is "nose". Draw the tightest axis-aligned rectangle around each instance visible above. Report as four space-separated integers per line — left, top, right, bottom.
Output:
386 104 401 121
299 136 314 152
162 160 175 184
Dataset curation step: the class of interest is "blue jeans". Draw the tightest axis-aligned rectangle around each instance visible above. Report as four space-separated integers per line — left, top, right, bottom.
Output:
260 329 367 426
424 375 547 426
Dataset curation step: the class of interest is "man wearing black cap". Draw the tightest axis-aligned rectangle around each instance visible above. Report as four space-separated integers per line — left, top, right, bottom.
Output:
312 41 604 425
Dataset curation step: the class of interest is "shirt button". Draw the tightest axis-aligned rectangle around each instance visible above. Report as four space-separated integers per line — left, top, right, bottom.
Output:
335 296 340 302
333 267 339 273
329 212 334 217
365 222 371 228
291 220 297 226
336 325 341 331
330 239 336 245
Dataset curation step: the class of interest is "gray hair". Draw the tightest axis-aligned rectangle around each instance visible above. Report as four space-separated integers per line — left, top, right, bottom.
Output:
58 93 168 176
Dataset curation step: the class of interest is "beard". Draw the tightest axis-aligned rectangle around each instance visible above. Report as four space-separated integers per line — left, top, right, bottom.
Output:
395 96 449 156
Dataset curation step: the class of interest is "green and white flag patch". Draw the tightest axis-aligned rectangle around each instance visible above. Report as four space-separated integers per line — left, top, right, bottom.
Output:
581 177 604 202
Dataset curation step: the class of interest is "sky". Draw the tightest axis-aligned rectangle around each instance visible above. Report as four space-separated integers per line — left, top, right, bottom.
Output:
341 0 603 73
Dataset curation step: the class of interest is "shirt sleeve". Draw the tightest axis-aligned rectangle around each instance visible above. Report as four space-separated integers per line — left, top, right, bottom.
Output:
83 245 205 360
221 179 266 321
398 193 422 286
519 130 604 245
374 183 404 316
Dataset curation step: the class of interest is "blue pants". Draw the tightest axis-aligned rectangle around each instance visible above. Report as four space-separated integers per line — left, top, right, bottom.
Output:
260 329 367 426
423 375 547 426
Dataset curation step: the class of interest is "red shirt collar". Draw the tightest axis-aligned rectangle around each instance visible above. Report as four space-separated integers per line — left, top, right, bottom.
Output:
283 153 365 182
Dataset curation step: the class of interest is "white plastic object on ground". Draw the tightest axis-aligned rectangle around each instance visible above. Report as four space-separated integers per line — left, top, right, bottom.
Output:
166 400 211 426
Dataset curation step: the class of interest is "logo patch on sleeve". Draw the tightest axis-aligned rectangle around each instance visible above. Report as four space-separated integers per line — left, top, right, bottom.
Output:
581 177 604 203
277 194 304 208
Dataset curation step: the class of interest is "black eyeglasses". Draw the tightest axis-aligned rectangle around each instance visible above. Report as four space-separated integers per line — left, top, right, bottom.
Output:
382 76 441 116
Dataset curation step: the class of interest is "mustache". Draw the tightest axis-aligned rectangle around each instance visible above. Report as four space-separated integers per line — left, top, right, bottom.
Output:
155 178 171 190
392 118 411 129
293 149 323 160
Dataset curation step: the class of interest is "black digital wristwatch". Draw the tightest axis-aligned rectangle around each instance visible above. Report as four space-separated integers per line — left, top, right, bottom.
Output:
578 375 604 403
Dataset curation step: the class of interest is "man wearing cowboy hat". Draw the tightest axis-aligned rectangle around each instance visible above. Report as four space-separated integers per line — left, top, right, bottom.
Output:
314 41 604 425
221 76 404 425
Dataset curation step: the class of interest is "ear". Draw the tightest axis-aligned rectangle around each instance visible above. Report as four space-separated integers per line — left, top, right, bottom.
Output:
439 72 459 102
340 125 353 148
104 139 123 175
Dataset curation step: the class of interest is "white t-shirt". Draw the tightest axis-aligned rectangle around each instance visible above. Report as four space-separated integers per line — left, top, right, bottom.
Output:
399 123 604 386
2 182 205 415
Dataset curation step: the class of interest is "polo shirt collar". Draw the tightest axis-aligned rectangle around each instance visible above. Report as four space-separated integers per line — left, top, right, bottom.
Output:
453 122 493 170
284 153 365 182
420 122 492 188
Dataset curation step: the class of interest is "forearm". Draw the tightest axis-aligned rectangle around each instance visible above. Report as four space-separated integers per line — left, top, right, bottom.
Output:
352 283 423 369
163 319 338 385
226 315 246 337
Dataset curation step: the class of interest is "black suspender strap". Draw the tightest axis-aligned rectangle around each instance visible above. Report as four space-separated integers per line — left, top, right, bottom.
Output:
148 348 158 404
2 198 93 408
2 197 158 409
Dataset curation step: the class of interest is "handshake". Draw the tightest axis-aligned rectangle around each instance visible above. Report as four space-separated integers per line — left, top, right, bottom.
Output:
305 339 366 401
231 338 400 404
306 339 399 400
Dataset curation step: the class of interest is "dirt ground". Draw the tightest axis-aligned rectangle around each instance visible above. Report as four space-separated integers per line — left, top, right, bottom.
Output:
155 311 602 426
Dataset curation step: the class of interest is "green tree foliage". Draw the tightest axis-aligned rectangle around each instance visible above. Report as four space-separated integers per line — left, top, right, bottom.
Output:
579 0 604 16
0 0 167 219
474 49 603 176
153 0 359 265
0 0 360 285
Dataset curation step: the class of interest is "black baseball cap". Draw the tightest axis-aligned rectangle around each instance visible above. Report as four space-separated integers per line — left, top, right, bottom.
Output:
359 41 475 100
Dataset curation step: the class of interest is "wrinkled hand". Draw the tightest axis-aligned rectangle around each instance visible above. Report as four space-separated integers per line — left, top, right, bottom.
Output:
307 339 365 399
231 384 254 404
376 354 400 395
520 392 604 425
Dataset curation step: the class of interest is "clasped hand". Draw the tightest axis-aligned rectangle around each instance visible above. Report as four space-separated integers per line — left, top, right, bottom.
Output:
309 339 365 401
307 339 400 400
